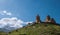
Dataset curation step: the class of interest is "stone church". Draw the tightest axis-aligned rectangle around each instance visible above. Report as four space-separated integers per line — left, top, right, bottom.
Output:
45 15 56 23
36 14 41 23
36 15 56 24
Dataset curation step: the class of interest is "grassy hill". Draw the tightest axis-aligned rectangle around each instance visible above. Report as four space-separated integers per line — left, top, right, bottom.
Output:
0 32 7 35
0 23 60 35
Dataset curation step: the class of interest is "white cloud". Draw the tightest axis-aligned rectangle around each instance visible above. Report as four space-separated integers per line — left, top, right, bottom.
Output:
0 10 12 16
25 21 33 24
0 17 23 28
0 10 33 32
0 17 32 32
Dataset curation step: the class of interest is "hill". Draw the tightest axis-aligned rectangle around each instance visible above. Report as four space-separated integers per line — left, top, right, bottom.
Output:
3 22 60 35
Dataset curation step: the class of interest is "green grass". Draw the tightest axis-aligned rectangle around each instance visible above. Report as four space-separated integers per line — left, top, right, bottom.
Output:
0 32 7 35
0 23 60 35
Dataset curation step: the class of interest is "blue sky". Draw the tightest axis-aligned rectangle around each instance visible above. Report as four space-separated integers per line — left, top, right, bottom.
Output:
0 0 60 23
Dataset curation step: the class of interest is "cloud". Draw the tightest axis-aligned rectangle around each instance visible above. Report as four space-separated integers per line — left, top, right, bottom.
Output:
25 21 33 24
0 10 33 32
0 17 23 28
0 10 12 16
0 17 32 32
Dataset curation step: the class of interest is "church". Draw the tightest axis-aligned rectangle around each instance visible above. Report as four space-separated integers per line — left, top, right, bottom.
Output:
35 14 56 24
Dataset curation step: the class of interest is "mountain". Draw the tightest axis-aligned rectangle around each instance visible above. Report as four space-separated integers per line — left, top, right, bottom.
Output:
0 23 23 32
0 22 59 35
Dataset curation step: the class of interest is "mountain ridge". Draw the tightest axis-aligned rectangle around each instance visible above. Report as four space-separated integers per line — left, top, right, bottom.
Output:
5 22 60 35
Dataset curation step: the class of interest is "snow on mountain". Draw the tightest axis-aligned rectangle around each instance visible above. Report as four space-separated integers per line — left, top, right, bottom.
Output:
0 17 32 32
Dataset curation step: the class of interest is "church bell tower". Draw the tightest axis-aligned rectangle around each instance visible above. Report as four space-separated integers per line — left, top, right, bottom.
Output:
36 14 41 23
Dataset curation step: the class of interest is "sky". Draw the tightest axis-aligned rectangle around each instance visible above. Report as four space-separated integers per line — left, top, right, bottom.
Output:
0 0 60 23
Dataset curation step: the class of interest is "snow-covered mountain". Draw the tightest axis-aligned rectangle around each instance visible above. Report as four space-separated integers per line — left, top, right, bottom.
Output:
0 17 32 32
